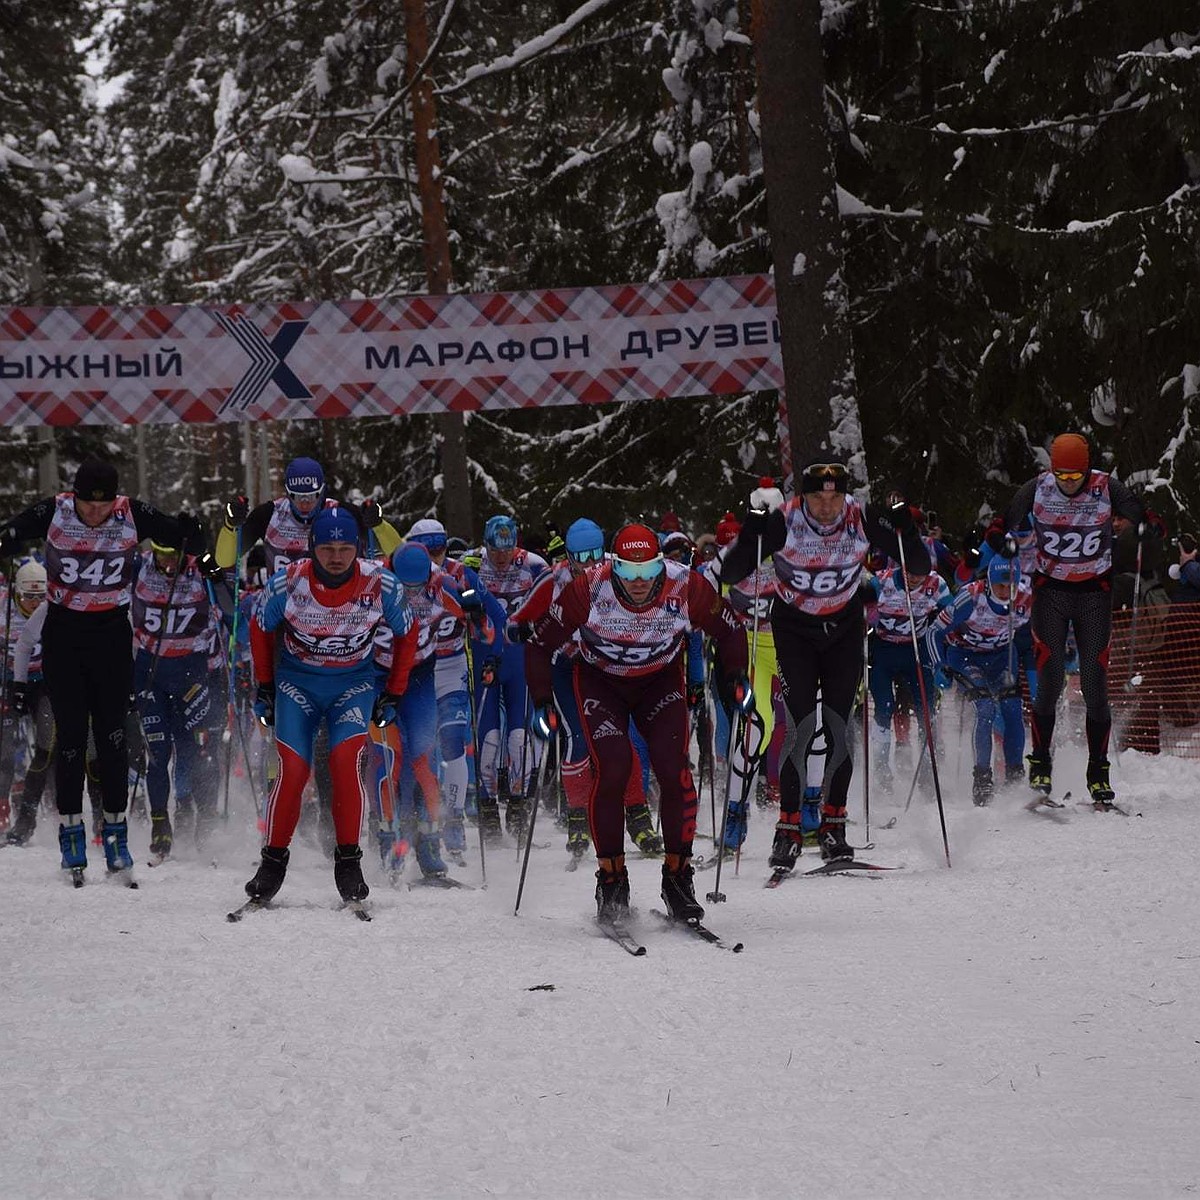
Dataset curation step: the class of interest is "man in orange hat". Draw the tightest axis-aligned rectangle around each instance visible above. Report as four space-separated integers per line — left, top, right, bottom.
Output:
1000 432 1144 808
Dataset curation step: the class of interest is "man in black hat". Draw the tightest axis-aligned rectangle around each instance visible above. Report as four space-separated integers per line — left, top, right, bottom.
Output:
0 458 218 881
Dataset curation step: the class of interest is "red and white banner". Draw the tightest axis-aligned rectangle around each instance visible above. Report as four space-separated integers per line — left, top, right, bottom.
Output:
0 275 783 426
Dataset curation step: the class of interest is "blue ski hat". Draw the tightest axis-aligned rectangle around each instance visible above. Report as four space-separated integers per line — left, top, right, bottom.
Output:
484 514 518 550
285 457 325 495
310 506 359 549
987 555 1020 591
392 542 433 587
565 518 604 561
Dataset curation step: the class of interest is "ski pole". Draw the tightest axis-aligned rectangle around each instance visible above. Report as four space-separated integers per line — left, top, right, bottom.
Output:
0 557 14 789
734 532 765 877
222 526 242 820
706 704 742 904
861 621 871 844
463 637 488 886
514 723 556 915
1124 522 1145 693
895 525 951 867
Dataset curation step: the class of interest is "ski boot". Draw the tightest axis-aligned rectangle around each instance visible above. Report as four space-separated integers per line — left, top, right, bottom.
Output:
566 807 590 859
721 798 748 854
149 812 173 860
972 766 994 807
755 778 771 811
6 801 38 846
59 821 88 872
173 798 195 849
245 846 289 901
626 802 664 857
1027 752 1052 796
101 819 135 872
769 810 804 872
334 843 370 901
477 794 503 844
594 856 631 925
1004 762 1026 788
800 786 822 846
414 823 448 878
1086 759 1117 810
661 855 704 922
817 806 853 862
442 814 468 867
505 794 528 843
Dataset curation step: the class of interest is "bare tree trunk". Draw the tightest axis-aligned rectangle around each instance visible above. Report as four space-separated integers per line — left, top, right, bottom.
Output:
750 0 865 483
403 0 473 539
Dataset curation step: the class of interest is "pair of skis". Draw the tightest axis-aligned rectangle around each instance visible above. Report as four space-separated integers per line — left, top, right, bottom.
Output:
1026 789 1133 819
226 897 372 923
764 857 900 888
598 910 744 955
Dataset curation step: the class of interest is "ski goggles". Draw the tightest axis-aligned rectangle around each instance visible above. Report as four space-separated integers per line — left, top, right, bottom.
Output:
287 488 323 505
409 532 448 552
800 462 848 494
1053 469 1085 483
612 554 665 581
568 546 605 565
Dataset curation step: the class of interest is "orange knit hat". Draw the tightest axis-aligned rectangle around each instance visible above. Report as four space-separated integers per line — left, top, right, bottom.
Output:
1050 433 1090 474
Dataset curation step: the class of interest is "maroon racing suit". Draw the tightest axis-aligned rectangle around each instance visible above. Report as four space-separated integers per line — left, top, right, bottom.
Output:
525 560 747 859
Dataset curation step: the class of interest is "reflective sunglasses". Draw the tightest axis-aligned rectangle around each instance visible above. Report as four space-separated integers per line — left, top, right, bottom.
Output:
803 462 848 480
1053 469 1085 483
612 555 665 581
568 546 605 565
287 489 322 504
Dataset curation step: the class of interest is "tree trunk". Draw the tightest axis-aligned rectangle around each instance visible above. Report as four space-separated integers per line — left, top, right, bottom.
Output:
750 0 865 485
403 0 473 539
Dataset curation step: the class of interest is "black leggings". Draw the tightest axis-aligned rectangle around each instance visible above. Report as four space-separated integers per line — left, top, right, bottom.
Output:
42 606 133 817
774 608 864 814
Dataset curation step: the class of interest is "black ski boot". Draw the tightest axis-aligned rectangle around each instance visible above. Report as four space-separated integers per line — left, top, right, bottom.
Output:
769 811 803 871
661 856 704 922
625 802 664 856
1027 752 1052 796
505 794 528 842
245 846 289 901
477 795 503 844
817 807 853 862
595 856 631 924
566 807 590 858
334 843 370 901
149 812 173 859
972 766 994 807
5 802 38 846
1004 762 1026 787
1086 758 1116 809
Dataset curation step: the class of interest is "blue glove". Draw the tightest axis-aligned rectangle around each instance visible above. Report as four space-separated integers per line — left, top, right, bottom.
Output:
253 682 276 728
372 691 400 728
531 704 557 741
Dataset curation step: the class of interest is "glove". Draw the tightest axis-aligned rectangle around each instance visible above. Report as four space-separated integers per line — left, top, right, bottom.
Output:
505 622 533 645
174 511 204 546
463 552 482 571
224 496 250 529
727 674 756 715
749 486 785 514
999 534 1019 560
9 682 29 716
545 533 566 562
196 551 223 580
360 498 383 529
458 586 484 615
480 656 500 686
686 682 705 711
886 497 913 533
372 690 400 728
530 704 557 741
253 682 276 728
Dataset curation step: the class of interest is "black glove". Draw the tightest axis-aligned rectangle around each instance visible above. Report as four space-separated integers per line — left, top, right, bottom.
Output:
197 551 223 580
480 656 500 686
360 498 383 529
224 496 250 529
887 498 913 533
999 534 1019 560
505 621 533 645
9 681 29 716
254 682 276 728
372 690 400 728
686 682 705 711
459 586 484 615
174 511 204 551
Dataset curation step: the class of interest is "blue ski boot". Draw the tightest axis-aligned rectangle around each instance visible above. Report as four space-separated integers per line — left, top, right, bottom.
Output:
415 823 448 878
801 786 822 846
722 798 749 852
59 821 88 871
101 819 134 871
442 814 467 866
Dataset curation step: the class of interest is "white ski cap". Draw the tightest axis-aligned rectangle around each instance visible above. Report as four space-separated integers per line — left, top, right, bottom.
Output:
14 560 48 594
408 518 446 539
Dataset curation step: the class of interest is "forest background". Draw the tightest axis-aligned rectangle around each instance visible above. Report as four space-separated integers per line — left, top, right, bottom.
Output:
1 1 1197 549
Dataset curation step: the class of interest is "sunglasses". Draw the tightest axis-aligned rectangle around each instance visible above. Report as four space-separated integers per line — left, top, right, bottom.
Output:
568 547 605 565
287 489 322 503
1053 470 1085 483
612 555 665 581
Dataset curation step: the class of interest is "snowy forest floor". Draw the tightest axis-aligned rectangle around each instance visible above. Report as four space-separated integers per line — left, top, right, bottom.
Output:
2 739 1198 1200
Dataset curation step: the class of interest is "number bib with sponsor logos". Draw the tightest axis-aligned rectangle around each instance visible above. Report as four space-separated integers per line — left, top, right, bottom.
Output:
278 560 388 669
4 608 42 678
1032 471 1113 582
871 571 945 644
477 548 548 616
726 560 777 634
944 579 1033 652
576 560 692 677
43 494 140 613
772 497 870 618
131 552 213 657
375 566 455 669
264 496 339 573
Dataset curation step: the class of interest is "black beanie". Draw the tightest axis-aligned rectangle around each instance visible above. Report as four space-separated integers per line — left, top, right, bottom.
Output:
74 458 119 501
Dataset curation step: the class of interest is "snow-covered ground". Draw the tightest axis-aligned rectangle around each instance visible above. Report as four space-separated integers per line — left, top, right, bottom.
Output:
2 738 1198 1200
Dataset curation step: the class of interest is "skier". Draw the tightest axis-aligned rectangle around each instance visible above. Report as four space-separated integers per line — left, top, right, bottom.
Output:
998 433 1144 807
246 505 417 904
525 523 749 925
473 514 548 842
130 540 218 859
927 555 1033 804
0 459 217 880
720 463 930 871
